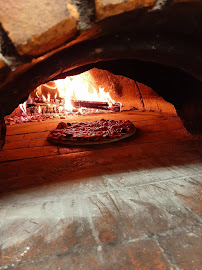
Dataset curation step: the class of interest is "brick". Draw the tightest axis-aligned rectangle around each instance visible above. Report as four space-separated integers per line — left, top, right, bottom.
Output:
88 176 201 242
2 239 174 270
95 0 156 21
0 128 201 269
0 216 97 266
137 82 176 114
0 127 193 162
137 81 160 97
0 0 79 56
89 68 145 111
0 130 198 182
158 226 202 270
143 96 176 114
0 145 60 162
176 181 202 216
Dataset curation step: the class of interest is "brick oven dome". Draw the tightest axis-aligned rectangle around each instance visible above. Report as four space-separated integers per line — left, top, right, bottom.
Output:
0 0 202 148
0 2 201 268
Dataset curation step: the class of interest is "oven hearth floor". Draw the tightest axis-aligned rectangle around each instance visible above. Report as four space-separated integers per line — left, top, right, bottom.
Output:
0 111 201 270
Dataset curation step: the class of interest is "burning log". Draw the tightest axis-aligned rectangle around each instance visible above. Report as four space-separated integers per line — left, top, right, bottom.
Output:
26 98 121 115
71 100 121 112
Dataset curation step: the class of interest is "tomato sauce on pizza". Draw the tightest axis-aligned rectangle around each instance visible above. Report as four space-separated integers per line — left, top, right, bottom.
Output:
47 119 136 145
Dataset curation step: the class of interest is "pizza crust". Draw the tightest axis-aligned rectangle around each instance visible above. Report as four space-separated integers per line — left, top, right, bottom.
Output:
47 129 136 145
47 119 136 146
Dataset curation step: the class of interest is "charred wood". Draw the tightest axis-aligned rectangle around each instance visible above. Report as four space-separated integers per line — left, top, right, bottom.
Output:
71 100 121 111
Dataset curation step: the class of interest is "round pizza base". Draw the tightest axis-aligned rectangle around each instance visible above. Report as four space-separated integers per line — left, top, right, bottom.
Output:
47 128 136 146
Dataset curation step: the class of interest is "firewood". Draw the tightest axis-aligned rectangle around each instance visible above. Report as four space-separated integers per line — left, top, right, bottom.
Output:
71 100 121 111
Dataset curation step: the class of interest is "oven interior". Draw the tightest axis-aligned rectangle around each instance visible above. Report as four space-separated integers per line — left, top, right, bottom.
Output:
0 1 201 269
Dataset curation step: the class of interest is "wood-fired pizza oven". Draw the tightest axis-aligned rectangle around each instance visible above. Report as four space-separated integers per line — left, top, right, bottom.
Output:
0 1 202 269
0 0 202 150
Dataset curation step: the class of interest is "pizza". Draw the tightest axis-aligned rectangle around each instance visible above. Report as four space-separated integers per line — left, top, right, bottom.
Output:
47 119 136 146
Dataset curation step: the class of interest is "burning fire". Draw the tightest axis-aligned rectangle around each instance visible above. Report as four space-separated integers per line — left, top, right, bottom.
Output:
19 101 27 115
55 74 115 112
18 71 120 118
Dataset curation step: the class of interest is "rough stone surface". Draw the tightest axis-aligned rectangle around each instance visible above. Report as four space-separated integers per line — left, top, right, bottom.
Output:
87 68 144 110
0 112 201 268
0 0 79 56
137 81 176 114
70 0 96 31
0 112 201 269
88 68 176 113
158 226 202 270
5 240 174 270
95 0 156 21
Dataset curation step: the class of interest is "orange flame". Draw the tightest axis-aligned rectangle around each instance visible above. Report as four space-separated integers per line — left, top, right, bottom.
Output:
47 93 50 103
42 95 46 102
20 71 115 115
54 72 115 112
19 101 27 114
